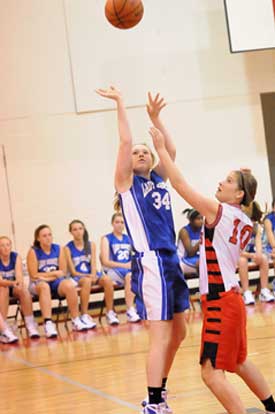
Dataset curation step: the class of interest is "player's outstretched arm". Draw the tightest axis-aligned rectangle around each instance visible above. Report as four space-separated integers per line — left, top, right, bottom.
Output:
147 92 176 180
150 126 219 224
96 86 133 192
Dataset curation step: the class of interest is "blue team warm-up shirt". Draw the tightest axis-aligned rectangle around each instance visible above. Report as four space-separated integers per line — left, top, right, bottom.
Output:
0 251 17 280
66 241 91 274
263 212 275 252
105 233 131 263
119 171 176 253
182 224 200 260
33 243 60 272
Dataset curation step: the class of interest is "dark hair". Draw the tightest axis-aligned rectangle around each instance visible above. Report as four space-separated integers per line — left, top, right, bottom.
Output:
111 212 123 224
235 171 257 207
272 198 275 209
33 225 51 249
250 201 263 222
69 220 90 255
182 208 201 222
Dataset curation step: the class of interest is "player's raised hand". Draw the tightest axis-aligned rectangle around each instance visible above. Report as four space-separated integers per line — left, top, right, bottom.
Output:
146 92 166 119
149 126 165 151
95 86 122 101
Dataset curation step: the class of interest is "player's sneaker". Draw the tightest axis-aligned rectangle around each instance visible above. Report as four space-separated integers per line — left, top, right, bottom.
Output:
127 307 141 323
106 310 120 325
71 317 88 332
259 288 275 303
141 402 172 414
80 314 97 329
243 290 255 305
44 320 58 338
0 327 19 344
26 322 40 339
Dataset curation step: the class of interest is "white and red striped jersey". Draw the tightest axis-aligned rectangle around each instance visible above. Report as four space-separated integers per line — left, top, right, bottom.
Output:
199 203 253 296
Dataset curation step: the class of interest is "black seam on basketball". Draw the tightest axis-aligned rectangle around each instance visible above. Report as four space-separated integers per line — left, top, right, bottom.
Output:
105 7 117 18
112 0 126 28
120 3 143 20
116 0 128 15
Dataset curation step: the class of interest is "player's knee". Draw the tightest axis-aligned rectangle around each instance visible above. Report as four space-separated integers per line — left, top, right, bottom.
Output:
61 280 75 293
37 282 50 294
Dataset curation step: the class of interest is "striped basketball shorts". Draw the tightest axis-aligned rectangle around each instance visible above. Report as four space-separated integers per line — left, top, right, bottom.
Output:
200 289 247 372
131 249 190 321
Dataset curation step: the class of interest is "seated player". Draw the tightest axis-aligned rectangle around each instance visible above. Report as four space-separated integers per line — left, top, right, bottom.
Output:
100 213 140 323
0 236 40 340
239 202 274 305
263 199 275 266
177 208 203 274
27 224 87 337
66 219 119 326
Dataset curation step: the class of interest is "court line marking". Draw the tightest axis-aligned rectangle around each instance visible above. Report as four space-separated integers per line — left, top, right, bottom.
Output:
6 354 140 412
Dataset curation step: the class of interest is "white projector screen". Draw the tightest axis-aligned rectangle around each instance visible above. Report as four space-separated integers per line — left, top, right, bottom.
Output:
224 0 275 52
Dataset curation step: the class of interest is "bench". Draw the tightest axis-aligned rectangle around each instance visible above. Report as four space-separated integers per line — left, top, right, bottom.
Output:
8 282 125 332
186 261 275 310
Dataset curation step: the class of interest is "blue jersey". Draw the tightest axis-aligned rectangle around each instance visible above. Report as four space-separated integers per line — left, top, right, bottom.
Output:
105 233 131 263
33 243 60 272
263 212 275 252
0 251 17 280
245 222 258 253
119 171 176 253
182 224 201 260
66 241 91 274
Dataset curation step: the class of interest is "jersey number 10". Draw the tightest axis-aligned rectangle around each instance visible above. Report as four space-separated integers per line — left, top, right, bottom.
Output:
229 219 253 250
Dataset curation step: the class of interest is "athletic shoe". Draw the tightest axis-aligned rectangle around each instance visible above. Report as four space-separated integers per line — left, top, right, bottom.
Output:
44 320 58 338
142 390 168 406
141 402 172 414
26 322 40 339
80 314 97 329
0 328 19 344
243 290 255 305
71 317 88 332
260 288 275 303
127 307 141 323
106 310 120 326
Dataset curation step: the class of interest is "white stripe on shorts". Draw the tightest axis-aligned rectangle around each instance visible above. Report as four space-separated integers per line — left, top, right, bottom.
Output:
141 251 165 320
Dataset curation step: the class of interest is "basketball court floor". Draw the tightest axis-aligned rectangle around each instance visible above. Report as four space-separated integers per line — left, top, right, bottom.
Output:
1 302 274 414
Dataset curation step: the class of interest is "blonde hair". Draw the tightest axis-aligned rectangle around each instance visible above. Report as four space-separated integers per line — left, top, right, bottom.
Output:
0 236 11 243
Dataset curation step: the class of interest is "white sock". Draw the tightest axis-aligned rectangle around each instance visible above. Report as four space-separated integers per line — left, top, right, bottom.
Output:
25 315 35 326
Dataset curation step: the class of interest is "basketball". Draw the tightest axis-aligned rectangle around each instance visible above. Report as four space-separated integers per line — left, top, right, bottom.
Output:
105 0 144 30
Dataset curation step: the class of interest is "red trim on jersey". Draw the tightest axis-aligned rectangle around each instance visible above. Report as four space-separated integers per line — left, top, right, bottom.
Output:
207 263 221 272
205 251 217 260
208 275 224 284
205 204 223 229
204 228 224 289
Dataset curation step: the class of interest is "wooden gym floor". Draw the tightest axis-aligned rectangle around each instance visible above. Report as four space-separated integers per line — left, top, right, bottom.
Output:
1 302 275 414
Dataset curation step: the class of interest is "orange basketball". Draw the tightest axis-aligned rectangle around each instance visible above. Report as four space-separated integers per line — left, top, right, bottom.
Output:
105 0 144 30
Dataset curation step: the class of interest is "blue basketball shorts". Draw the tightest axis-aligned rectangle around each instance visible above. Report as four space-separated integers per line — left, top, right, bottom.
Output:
103 267 131 287
29 277 66 297
131 250 190 321
70 271 104 286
